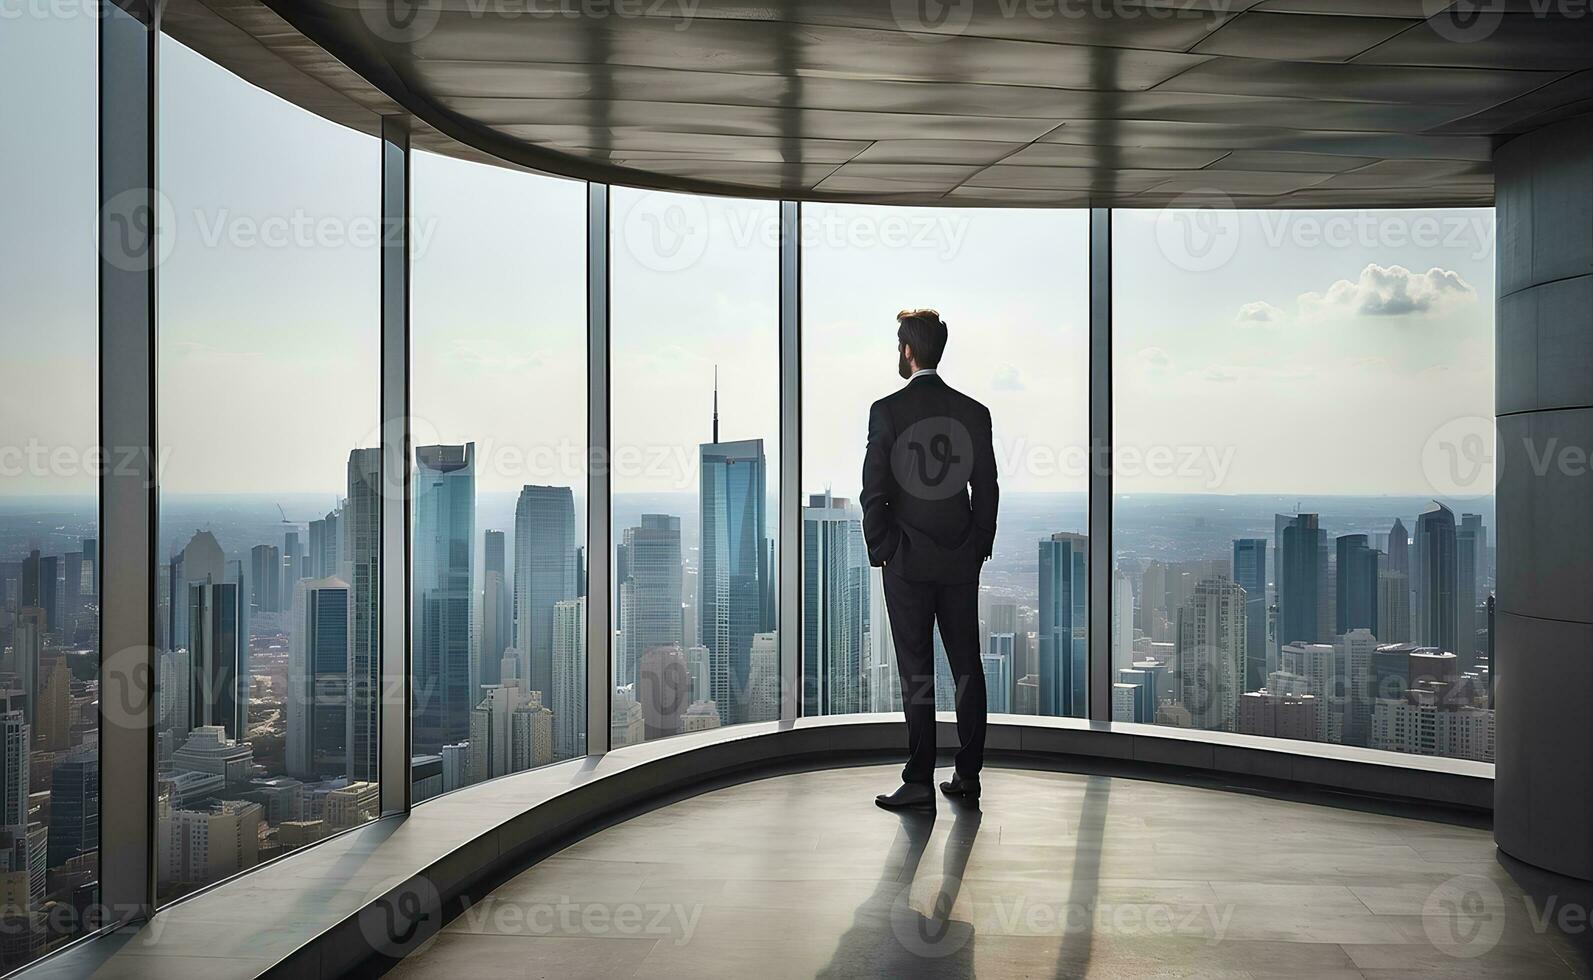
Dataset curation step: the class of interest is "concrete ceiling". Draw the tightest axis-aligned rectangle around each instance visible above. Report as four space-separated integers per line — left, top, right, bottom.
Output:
169 0 1593 207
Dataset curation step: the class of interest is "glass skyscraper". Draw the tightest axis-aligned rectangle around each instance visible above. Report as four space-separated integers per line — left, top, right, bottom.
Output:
513 485 576 701
700 437 770 726
802 493 868 717
1038 532 1088 717
413 443 475 755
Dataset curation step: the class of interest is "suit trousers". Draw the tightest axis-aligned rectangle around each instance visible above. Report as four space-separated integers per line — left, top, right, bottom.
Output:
882 570 987 785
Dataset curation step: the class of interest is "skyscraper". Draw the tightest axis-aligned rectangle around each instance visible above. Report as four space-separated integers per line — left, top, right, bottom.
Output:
1112 569 1136 675
283 530 305 597
1232 539 1268 692
47 746 97 869
287 578 350 780
802 493 868 716
550 597 586 760
481 529 511 692
307 509 339 580
1278 514 1322 649
1414 502 1458 656
1038 532 1088 718
19 551 58 633
188 566 246 741
1335 534 1379 637
699 391 770 726
1457 513 1482 670
984 633 1014 714
1387 517 1410 577
513 486 576 700
1377 568 1412 644
619 515 683 693
345 448 382 783
1175 577 1247 732
413 443 476 754
249 544 281 613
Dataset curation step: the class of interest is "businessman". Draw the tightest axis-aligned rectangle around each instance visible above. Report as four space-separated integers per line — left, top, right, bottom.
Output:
862 309 998 811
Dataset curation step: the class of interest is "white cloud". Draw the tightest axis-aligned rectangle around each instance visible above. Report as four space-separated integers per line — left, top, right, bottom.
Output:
1137 347 1172 374
1203 366 1239 384
1298 263 1475 319
992 365 1025 391
1235 301 1284 326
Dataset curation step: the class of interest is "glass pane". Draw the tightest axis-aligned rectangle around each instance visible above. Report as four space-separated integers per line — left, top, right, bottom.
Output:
801 205 1091 718
410 150 587 799
0 3 100 965
155 38 381 902
1112 207 1496 762
610 189 779 744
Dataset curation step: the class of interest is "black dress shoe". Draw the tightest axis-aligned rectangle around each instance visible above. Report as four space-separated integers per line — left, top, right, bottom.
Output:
875 783 935 811
940 774 981 800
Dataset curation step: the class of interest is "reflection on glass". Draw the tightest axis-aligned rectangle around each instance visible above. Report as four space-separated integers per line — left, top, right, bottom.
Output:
1111 208 1496 763
410 151 587 799
155 38 381 903
0 2 100 965
801 205 1090 719
610 189 779 743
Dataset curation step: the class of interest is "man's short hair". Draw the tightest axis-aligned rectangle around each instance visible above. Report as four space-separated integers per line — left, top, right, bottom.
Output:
896 309 948 368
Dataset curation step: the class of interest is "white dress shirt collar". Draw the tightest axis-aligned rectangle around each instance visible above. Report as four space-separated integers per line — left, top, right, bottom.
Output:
908 367 938 382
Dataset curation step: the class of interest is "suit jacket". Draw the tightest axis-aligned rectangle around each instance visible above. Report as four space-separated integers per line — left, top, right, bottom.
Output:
861 373 999 584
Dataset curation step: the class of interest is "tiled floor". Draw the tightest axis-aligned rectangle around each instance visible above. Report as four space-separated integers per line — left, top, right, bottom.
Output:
386 765 1590 979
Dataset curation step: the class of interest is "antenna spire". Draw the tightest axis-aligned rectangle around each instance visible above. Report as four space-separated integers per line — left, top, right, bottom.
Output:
712 365 720 444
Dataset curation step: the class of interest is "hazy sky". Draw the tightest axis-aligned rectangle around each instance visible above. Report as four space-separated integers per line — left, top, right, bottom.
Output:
2 21 1494 503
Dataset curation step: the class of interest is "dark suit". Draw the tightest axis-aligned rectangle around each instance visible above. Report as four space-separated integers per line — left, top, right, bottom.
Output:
861 371 998 785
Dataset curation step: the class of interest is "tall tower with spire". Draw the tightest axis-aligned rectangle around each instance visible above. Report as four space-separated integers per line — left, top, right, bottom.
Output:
698 368 772 725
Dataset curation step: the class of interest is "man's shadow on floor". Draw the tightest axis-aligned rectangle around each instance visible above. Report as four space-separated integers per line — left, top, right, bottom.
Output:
818 801 983 979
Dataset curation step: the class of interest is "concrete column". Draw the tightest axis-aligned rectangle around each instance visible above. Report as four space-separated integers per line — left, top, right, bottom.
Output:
1494 112 1593 879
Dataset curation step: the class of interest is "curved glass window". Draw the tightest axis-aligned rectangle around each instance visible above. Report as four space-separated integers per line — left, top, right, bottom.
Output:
410 149 587 797
1112 207 1496 762
801 205 1090 719
0 2 100 965
155 37 381 902
609 189 780 744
